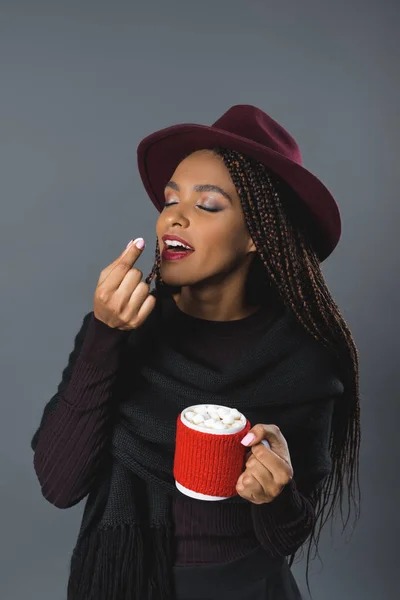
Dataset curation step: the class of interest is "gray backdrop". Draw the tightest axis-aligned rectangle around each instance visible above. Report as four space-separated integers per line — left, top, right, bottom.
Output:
1 0 398 598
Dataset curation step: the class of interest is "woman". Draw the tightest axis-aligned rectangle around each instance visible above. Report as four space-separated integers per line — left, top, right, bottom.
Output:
31 105 361 600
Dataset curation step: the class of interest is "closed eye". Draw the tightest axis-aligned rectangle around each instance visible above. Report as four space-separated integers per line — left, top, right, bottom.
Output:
164 202 221 213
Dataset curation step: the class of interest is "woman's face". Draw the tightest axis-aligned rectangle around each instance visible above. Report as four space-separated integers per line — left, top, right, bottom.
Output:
155 149 257 291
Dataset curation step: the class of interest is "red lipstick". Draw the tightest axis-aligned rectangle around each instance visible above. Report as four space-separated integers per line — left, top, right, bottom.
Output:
161 234 195 261
161 247 195 261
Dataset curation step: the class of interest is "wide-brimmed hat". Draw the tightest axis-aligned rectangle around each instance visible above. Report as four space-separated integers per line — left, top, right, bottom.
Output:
137 104 341 262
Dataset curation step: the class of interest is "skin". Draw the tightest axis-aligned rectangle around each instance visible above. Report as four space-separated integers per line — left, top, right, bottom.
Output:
155 149 260 322
238 425 293 504
155 149 294 503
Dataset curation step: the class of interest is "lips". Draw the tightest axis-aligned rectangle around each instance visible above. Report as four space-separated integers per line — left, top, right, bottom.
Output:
162 234 195 251
161 245 194 261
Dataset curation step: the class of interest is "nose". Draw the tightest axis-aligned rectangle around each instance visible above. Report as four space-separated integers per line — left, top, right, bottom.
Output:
164 205 190 227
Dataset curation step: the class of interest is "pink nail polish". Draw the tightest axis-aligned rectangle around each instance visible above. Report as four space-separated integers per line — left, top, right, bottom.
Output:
134 237 145 249
241 432 255 446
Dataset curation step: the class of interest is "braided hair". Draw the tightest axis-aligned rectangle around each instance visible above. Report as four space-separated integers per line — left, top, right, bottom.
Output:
145 147 361 598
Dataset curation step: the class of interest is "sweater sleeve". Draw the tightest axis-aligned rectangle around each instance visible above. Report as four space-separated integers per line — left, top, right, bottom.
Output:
31 311 130 509
251 477 317 557
250 394 338 557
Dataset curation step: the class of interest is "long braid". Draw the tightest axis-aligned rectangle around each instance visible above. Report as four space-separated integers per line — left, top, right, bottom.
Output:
145 147 361 599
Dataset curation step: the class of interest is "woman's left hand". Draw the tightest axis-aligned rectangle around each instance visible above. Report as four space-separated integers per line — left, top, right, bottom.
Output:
236 424 294 505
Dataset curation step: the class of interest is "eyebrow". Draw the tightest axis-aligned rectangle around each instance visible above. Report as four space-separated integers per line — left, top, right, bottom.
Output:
165 181 233 203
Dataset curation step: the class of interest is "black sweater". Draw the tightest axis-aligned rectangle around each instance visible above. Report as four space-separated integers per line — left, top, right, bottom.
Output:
32 296 317 566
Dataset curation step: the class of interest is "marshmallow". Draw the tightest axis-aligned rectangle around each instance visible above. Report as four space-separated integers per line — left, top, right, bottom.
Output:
182 404 246 434
192 413 205 424
217 408 230 419
222 413 235 425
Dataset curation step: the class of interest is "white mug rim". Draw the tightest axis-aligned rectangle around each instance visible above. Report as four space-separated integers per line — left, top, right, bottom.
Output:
180 404 246 435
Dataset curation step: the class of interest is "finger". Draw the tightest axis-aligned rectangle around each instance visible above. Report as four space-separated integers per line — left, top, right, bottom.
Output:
237 472 266 503
98 238 145 289
243 424 282 446
123 279 151 309
251 442 288 471
116 266 143 295
127 292 157 328
251 443 294 482
244 448 252 461
109 238 146 272
243 424 292 465
246 454 274 482
248 468 270 498
112 275 148 314
250 464 288 498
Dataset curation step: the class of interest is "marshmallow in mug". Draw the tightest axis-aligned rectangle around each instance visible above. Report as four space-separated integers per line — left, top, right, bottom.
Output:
182 404 246 434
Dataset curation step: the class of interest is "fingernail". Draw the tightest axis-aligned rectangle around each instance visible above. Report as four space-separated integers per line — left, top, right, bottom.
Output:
133 237 145 249
241 432 255 446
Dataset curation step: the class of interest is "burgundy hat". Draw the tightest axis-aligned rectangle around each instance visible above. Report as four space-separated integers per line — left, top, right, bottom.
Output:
137 104 341 262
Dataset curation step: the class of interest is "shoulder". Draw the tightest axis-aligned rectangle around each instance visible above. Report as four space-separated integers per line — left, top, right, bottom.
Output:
284 306 345 399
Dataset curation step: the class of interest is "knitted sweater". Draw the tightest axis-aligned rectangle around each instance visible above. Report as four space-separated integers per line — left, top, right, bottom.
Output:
32 295 318 566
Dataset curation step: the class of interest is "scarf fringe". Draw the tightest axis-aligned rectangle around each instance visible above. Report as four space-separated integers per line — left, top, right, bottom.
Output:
148 523 175 600
67 521 175 600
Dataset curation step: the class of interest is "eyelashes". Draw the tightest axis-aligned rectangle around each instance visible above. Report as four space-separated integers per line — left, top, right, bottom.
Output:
163 202 221 213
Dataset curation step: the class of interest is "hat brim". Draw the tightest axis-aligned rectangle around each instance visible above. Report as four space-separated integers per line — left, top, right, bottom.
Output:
137 123 341 262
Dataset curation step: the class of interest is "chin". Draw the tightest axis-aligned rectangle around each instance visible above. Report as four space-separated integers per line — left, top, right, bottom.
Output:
160 266 203 289
159 273 191 288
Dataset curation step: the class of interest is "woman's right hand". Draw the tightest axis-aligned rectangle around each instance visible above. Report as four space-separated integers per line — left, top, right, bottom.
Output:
93 238 157 330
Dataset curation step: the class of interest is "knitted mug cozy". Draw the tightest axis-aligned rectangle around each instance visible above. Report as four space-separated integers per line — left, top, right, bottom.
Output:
173 404 252 500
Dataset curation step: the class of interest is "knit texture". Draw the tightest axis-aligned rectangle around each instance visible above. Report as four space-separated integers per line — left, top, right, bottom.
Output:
173 414 251 497
31 295 344 599
31 300 313 566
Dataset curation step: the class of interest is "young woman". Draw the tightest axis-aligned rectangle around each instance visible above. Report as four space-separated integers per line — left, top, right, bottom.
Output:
31 105 361 600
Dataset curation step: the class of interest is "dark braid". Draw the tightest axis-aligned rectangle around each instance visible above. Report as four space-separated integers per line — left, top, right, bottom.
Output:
145 147 361 599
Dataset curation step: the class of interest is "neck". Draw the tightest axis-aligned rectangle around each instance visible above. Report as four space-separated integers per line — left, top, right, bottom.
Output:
171 289 261 322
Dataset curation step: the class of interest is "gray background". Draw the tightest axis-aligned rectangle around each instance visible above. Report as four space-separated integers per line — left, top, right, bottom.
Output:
1 0 398 598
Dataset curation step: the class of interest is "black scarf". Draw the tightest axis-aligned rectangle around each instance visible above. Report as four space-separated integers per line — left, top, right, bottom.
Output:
51 297 343 600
